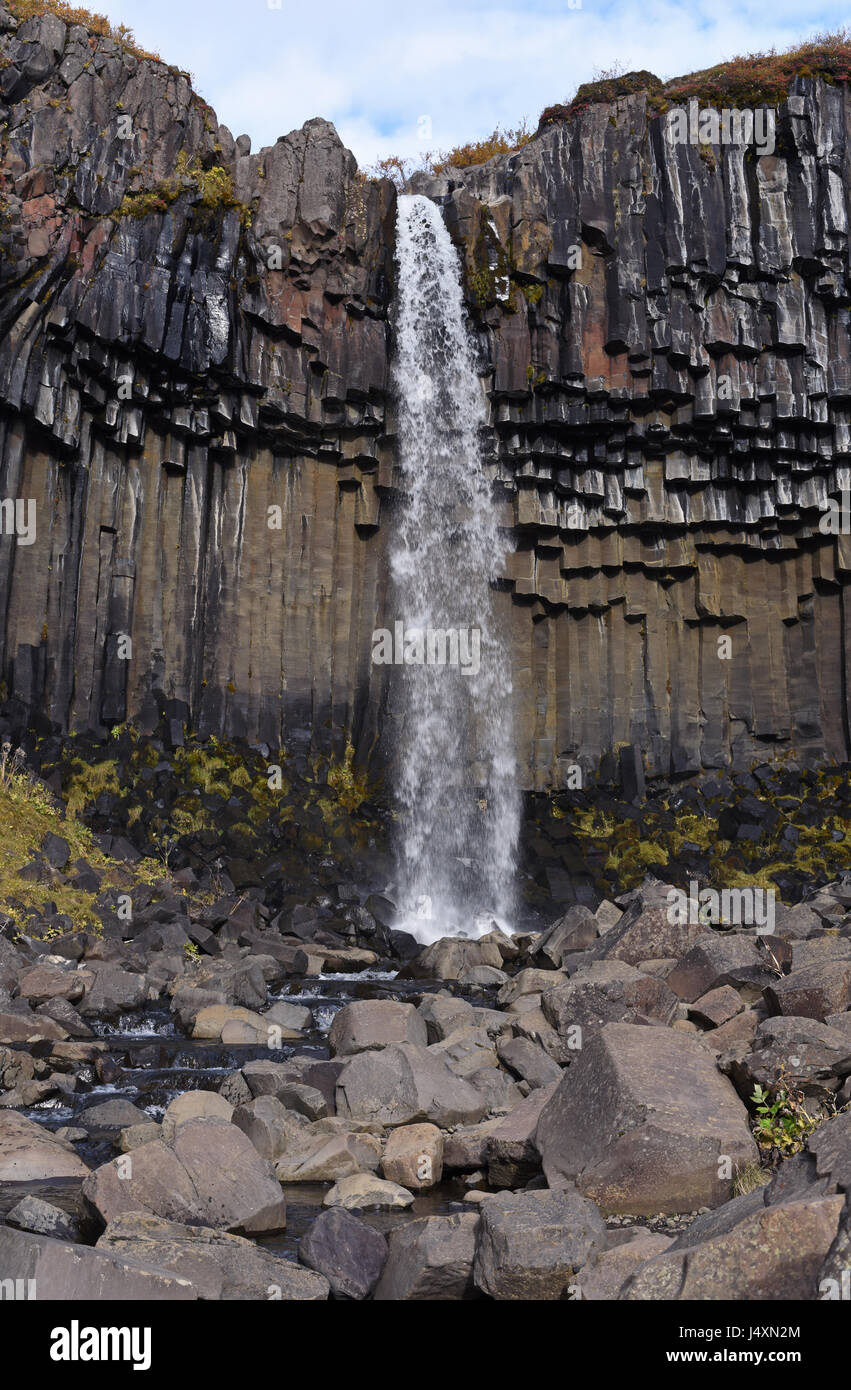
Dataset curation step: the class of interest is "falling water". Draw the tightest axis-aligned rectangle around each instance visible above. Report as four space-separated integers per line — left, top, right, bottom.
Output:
388 193 519 944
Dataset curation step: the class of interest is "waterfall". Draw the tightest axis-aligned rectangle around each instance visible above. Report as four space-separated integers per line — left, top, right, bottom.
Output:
386 193 519 944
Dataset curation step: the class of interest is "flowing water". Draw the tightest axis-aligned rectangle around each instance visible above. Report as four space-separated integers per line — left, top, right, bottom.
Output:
389 194 519 944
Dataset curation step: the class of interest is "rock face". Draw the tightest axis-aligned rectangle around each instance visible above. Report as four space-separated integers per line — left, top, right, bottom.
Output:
3 5 851 780
535 1023 758 1213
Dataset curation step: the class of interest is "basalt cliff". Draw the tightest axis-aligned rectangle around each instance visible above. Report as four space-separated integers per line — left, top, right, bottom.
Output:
3 4 851 788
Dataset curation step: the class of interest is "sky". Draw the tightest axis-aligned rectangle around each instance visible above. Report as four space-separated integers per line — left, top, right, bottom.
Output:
91 0 848 169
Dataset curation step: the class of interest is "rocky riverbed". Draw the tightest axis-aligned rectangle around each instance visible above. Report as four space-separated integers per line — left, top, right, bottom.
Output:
1 748 850 1300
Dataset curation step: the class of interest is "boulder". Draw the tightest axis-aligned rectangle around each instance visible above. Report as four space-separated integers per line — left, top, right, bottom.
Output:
417 994 475 1043
665 936 772 1002
688 984 745 1028
578 1230 674 1300
381 1123 443 1188
592 903 710 966
6 1195 81 1243
192 1005 276 1043
97 1212 328 1299
485 1081 558 1188
161 1090 234 1142
232 1096 308 1160
274 1128 382 1183
323 1173 414 1210
78 1099 150 1134
535 1024 758 1214
373 1213 480 1300
83 1120 286 1234
765 961 851 1022
0 1112 89 1182
623 1195 845 1299
0 1225 196 1300
497 1036 562 1089
473 1188 607 1300
16 963 85 1004
530 906 598 967
299 1208 387 1300
78 964 146 1018
541 960 678 1034
335 1043 488 1127
328 999 428 1056
399 937 503 982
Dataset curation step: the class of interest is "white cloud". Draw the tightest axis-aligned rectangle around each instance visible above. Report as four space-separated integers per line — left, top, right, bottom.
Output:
95 0 851 166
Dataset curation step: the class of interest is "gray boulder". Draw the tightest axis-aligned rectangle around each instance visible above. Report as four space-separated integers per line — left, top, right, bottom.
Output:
536 1023 757 1214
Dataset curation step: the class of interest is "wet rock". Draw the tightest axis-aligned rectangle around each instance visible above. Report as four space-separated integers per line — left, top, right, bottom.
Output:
536 1023 757 1214
264 1000 313 1032
399 937 503 981
473 1188 607 1300
77 964 147 1019
78 1098 150 1134
191 1004 276 1042
299 1207 387 1300
373 1213 480 1300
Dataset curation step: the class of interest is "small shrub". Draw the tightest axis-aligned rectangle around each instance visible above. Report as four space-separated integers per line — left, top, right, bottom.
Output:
751 1067 818 1163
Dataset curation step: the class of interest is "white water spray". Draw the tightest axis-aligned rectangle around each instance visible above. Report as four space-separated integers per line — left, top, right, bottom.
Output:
388 194 518 944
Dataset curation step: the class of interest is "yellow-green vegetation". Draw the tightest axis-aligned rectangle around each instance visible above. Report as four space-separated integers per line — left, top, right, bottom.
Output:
63 756 121 818
326 740 370 814
0 763 139 932
118 152 244 221
49 727 383 874
551 766 851 899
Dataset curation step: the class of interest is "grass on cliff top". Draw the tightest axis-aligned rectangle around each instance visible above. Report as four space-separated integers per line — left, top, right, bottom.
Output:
369 123 535 187
4 1 207 79
539 30 851 128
